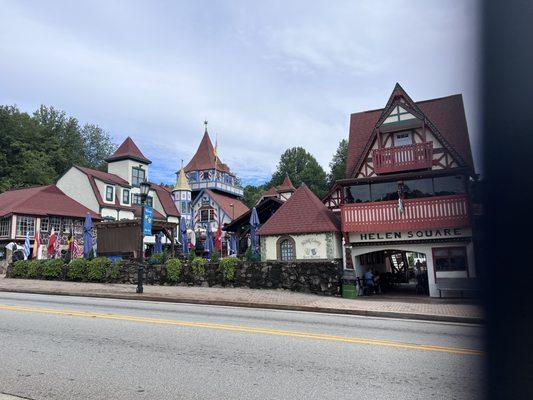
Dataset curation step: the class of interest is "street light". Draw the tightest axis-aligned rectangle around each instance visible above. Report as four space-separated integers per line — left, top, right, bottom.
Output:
137 180 151 294
230 203 235 220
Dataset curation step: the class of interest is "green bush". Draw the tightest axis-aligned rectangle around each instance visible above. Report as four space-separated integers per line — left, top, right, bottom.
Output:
191 257 206 280
243 247 261 262
87 257 111 282
12 260 30 278
27 260 45 279
68 258 89 281
148 251 169 265
210 250 220 263
42 259 63 279
220 257 239 281
187 250 196 263
109 260 124 280
166 258 182 283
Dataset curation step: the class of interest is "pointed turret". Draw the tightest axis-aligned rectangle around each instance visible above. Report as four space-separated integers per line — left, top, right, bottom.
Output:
106 137 151 164
172 162 192 222
174 167 191 191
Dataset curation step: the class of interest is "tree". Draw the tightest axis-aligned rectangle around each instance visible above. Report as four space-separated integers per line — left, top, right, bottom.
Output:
81 124 116 171
269 147 327 199
327 139 348 188
242 184 267 208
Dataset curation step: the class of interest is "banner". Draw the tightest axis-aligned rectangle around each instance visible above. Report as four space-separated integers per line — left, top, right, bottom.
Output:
143 205 153 236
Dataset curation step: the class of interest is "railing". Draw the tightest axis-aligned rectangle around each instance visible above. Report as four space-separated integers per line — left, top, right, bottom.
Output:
372 142 433 174
190 180 244 196
341 194 470 233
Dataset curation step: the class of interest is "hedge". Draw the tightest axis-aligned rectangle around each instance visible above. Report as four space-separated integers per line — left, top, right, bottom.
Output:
88 257 111 282
191 257 206 280
68 258 89 281
220 257 239 281
166 258 182 283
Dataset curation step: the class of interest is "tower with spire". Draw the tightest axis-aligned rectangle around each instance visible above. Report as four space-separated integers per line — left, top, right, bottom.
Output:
172 161 192 223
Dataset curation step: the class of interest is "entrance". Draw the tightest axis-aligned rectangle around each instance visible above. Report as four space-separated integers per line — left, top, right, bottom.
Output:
356 249 429 295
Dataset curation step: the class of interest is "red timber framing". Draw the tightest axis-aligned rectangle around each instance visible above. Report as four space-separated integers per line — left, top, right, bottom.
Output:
341 194 470 233
372 142 433 174
323 184 344 210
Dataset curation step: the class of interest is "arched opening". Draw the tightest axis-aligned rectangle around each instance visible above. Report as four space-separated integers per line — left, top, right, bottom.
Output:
354 249 429 296
277 236 296 261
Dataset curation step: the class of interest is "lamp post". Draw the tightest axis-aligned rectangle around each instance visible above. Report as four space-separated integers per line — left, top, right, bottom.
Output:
230 203 235 220
137 180 151 294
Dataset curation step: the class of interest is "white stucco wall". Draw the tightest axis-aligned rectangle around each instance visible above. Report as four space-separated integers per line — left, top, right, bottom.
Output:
261 232 342 261
56 167 100 213
107 159 150 185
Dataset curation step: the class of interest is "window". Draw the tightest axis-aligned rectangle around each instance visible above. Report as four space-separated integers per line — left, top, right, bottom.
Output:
200 209 214 222
278 237 295 261
345 185 371 203
370 181 399 202
403 178 433 199
40 217 49 232
105 185 114 202
188 171 198 182
62 218 73 233
49 217 61 232
16 216 35 237
202 171 210 181
122 189 130 204
433 175 465 196
433 247 468 272
394 131 412 146
132 167 146 187
180 201 190 214
0 217 11 237
132 194 141 206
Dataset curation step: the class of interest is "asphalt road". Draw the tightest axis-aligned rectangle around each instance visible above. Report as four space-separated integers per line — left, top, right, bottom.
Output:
0 292 484 400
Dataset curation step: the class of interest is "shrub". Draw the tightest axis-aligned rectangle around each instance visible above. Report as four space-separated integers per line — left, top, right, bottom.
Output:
12 260 30 278
187 250 196 263
220 257 239 281
109 260 124 281
210 250 220 263
166 258 182 283
191 257 206 280
243 247 261 262
68 258 89 281
88 257 111 282
148 251 169 265
42 259 63 279
27 260 44 279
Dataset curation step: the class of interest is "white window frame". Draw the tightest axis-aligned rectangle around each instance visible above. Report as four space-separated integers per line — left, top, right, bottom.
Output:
16 216 35 237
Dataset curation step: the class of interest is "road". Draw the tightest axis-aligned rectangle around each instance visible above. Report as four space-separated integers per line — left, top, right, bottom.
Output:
0 292 483 400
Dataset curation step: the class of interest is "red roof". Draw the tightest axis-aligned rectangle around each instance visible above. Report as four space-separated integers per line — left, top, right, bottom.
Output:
204 189 249 220
345 88 474 178
276 174 296 192
258 184 340 236
262 187 279 198
106 137 151 164
184 131 230 173
150 183 180 217
0 185 101 219
75 166 132 209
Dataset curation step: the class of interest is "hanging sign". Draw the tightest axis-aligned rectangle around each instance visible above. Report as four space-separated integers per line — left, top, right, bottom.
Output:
350 227 472 243
143 205 153 236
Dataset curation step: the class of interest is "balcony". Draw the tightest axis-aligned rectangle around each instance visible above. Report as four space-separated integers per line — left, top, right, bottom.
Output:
341 194 470 233
372 142 433 174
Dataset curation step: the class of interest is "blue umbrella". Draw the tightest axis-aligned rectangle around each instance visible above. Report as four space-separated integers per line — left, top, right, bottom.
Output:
249 207 260 256
154 232 163 254
83 213 93 259
23 231 31 260
205 222 214 256
230 233 238 255
180 218 188 255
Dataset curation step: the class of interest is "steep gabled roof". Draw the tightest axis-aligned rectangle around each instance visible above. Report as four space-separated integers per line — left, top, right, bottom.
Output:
184 131 230 173
0 185 100 219
105 137 151 164
150 183 180 217
345 84 475 178
276 174 296 193
258 184 340 236
76 166 131 187
204 189 249 220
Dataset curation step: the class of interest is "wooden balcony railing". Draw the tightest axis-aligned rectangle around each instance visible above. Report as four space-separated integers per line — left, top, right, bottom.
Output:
372 142 433 174
341 194 470 233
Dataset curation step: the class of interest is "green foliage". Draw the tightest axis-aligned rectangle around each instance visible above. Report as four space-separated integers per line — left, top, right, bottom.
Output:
191 257 206 280
12 260 30 278
269 147 328 199
220 257 239 281
243 184 267 208
109 260 123 280
87 249 95 261
166 258 182 283
327 139 348 188
87 257 111 282
27 260 44 279
68 258 89 281
243 247 261 262
0 105 116 193
42 259 63 279
148 251 169 265
210 250 220 263
187 250 196 263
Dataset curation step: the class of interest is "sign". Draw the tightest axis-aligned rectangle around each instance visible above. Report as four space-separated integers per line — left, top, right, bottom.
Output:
143 205 153 236
350 227 472 243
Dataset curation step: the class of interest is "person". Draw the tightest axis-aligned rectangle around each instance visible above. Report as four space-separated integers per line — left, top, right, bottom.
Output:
363 268 375 295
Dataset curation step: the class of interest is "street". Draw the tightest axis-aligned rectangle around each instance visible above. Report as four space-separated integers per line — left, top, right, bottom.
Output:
0 292 483 400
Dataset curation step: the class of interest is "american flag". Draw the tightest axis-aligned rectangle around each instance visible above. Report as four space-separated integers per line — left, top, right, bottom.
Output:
54 232 61 258
71 238 83 258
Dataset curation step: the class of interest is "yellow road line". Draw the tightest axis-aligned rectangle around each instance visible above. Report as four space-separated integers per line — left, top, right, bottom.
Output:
0 304 482 356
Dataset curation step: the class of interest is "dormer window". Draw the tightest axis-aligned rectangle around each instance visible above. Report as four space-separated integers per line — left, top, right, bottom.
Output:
132 167 146 187
105 186 114 202
394 131 412 147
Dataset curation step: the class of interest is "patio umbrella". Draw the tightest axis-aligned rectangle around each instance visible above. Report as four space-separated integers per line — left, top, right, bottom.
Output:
249 207 260 256
23 231 31 260
154 232 163 254
83 213 93 259
230 233 238 255
180 218 189 255
205 223 214 256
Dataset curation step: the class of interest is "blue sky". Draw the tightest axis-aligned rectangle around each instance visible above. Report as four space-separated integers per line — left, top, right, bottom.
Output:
0 0 480 186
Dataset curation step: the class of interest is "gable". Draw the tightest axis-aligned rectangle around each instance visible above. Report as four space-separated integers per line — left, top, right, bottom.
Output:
381 104 418 126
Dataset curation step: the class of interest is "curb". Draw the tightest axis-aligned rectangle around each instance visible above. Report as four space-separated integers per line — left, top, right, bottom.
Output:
0 287 484 325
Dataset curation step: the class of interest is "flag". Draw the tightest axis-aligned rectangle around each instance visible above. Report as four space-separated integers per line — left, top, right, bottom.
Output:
215 223 222 251
47 230 57 258
32 231 40 259
54 232 62 258
23 231 31 260
72 238 83 258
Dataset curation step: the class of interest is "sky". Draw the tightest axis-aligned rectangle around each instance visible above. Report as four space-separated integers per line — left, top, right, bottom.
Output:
0 0 480 186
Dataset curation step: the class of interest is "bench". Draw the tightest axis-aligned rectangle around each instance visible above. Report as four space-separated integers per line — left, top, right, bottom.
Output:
435 278 480 298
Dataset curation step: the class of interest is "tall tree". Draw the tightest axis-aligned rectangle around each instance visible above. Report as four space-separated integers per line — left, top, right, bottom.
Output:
81 123 116 171
242 184 267 208
269 147 327 199
327 139 348 188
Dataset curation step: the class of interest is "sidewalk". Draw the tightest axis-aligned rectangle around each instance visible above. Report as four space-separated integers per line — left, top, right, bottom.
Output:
0 276 483 324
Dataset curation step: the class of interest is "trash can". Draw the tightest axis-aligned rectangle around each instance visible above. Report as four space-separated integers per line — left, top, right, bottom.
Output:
342 269 357 299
